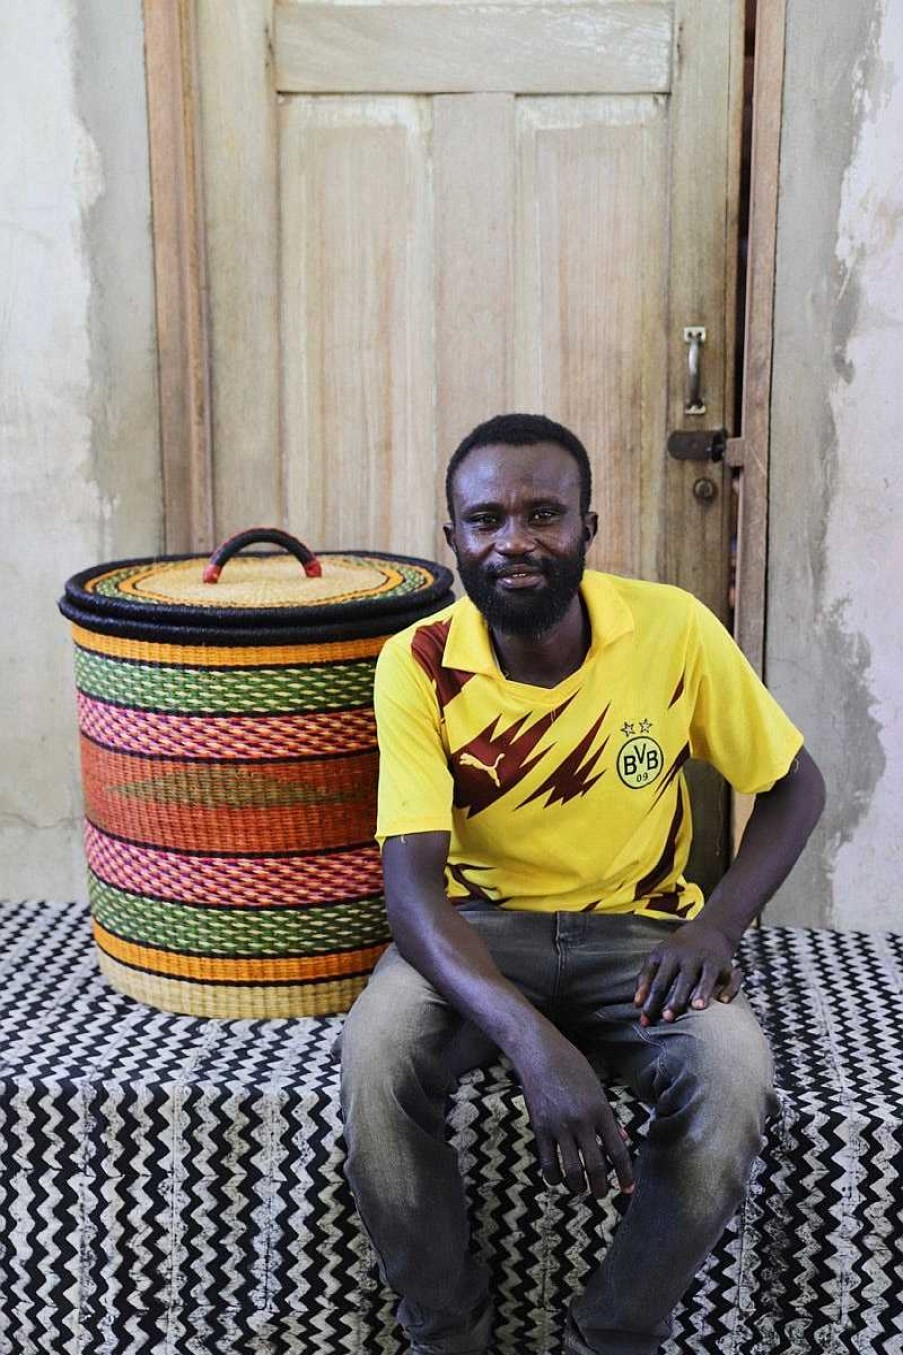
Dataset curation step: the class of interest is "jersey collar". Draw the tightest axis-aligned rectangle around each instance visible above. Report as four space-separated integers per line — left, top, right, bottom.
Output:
443 570 635 677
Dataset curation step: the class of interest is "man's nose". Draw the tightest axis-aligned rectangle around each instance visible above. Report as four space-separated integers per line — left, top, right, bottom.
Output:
495 518 535 554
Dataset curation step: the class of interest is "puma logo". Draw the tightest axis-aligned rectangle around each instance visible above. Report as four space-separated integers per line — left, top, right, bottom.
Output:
459 752 505 787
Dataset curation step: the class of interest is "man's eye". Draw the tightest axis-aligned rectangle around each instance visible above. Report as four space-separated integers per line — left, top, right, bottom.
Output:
531 509 559 522
469 515 498 529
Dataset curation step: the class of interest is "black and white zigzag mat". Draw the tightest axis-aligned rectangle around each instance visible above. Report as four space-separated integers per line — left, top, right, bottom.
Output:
0 901 900 1354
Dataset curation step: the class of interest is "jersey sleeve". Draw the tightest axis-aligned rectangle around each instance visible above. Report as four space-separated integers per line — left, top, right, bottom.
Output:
373 633 455 844
685 596 804 794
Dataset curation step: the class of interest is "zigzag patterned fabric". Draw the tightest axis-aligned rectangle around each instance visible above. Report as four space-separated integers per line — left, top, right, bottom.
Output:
0 901 901 1354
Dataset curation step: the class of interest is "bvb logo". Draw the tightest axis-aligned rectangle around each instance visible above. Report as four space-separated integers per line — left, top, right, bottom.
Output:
617 736 664 789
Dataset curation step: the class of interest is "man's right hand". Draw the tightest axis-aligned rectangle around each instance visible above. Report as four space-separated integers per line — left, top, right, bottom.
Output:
515 1026 634 1199
382 833 634 1201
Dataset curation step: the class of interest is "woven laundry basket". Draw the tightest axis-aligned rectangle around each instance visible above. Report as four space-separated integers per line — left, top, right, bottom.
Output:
59 528 453 1018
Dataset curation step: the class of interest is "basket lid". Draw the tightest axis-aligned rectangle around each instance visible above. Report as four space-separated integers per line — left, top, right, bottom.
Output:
60 528 454 645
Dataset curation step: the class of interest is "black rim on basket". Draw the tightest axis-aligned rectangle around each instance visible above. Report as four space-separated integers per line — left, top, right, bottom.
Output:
60 539 455 645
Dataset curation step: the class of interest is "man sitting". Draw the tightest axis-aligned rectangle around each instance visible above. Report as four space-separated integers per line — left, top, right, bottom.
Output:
341 413 825 1355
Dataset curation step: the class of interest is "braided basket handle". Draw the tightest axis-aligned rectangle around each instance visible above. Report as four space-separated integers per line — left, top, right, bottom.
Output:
203 528 323 583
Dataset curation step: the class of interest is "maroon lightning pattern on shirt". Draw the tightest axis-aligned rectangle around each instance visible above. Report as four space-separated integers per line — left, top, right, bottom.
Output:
450 700 575 817
410 619 473 712
517 708 611 809
408 617 613 819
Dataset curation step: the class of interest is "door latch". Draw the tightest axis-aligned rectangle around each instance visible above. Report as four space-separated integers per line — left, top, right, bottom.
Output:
667 427 727 462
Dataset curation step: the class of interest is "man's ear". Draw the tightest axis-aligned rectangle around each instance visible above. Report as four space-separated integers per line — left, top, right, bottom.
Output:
443 520 457 553
584 512 598 544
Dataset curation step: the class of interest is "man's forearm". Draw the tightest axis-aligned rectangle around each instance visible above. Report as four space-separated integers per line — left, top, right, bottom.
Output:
391 888 557 1062
383 837 635 1196
383 835 556 1064
695 746 826 948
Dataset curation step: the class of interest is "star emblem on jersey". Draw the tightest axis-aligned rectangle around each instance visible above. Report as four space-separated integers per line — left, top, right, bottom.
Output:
620 721 635 737
638 718 652 734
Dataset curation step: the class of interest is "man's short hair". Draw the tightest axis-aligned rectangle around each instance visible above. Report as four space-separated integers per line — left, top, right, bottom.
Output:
445 413 593 519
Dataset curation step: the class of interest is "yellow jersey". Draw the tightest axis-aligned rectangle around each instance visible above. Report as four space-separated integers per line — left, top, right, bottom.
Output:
374 571 803 920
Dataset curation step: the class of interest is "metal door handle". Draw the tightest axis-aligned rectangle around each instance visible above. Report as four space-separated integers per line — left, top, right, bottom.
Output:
683 326 706 415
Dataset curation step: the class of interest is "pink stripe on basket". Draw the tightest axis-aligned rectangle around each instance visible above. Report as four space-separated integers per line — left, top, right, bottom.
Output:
85 822 384 908
76 692 376 760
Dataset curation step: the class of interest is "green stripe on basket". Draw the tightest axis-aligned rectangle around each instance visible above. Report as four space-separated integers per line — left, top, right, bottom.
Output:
89 875 391 956
115 766 362 808
74 647 377 714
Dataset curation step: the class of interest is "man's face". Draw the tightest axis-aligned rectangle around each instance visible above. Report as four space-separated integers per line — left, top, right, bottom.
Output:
444 441 597 638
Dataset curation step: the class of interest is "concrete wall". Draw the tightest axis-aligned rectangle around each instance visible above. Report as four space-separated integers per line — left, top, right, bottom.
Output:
766 0 903 930
0 0 161 897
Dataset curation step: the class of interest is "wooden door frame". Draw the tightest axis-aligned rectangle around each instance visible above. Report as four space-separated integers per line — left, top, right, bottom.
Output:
143 0 787 669
726 0 787 680
143 0 214 554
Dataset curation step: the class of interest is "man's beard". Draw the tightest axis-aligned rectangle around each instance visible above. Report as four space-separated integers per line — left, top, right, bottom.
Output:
456 543 586 639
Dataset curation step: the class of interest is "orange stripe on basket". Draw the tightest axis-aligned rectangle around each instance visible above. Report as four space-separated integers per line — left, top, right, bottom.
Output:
70 623 386 667
93 920 386 983
81 739 378 852
84 799 377 854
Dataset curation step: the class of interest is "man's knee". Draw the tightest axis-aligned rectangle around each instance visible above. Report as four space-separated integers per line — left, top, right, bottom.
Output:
340 948 498 1153
650 998 776 1161
702 998 774 1119
341 949 438 1103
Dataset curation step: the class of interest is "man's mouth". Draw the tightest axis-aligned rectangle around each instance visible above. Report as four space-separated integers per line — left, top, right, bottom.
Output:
492 565 546 589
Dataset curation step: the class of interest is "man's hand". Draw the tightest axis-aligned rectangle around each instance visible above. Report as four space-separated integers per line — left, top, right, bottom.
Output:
633 920 742 1027
632 750 826 1027
515 1027 634 1199
384 835 634 1198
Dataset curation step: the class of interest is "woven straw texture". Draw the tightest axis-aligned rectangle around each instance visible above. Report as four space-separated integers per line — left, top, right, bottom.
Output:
60 541 456 1017
71 618 396 1017
85 554 425 610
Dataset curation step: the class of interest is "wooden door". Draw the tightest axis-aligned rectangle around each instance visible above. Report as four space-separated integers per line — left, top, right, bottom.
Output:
159 0 744 885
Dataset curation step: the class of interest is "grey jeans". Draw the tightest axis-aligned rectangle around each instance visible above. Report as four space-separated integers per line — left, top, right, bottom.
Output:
340 909 776 1355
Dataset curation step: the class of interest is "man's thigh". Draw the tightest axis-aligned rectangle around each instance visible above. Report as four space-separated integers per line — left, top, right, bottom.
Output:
558 915 775 1115
596 993 774 1107
340 905 570 1105
339 944 493 1091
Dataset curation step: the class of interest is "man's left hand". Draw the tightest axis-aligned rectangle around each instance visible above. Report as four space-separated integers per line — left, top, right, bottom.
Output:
633 920 742 1026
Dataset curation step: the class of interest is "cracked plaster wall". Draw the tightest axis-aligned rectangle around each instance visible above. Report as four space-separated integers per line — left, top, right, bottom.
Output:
0 0 161 896
766 0 902 930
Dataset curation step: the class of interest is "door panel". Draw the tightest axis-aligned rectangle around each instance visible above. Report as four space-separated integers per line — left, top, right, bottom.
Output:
281 98 435 557
433 93 516 529
273 2 673 95
514 96 668 581
194 0 743 887
196 0 281 529
280 92 672 575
